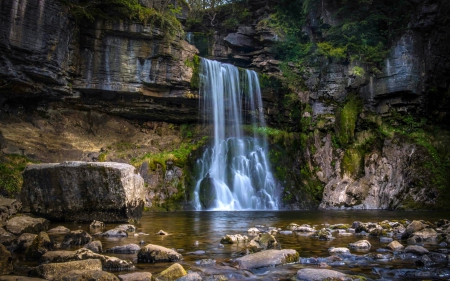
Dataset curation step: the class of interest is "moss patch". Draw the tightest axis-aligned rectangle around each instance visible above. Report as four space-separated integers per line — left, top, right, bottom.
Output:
0 154 37 198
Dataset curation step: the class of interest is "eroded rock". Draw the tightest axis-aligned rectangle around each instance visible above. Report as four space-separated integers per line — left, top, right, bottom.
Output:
153 263 187 281
35 259 103 280
5 215 49 235
62 230 92 247
106 244 140 254
58 270 119 281
0 244 13 274
232 249 299 269
138 244 182 263
118 272 153 281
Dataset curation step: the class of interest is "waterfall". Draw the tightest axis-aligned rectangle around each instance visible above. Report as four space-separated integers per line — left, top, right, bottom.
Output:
193 58 279 211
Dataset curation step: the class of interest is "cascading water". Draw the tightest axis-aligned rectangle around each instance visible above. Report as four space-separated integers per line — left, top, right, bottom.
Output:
193 58 279 210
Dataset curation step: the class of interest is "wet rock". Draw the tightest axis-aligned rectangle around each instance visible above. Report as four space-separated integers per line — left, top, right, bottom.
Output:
157 230 168 235
348 240 371 250
118 272 153 281
106 244 141 254
366 252 393 261
329 224 350 230
35 259 103 280
220 234 248 244
40 248 135 271
188 250 205 255
0 198 22 222
176 272 202 281
312 228 333 240
247 233 279 252
84 240 103 253
407 228 438 244
116 224 136 232
5 215 49 235
21 162 145 222
16 233 37 253
0 277 46 281
195 259 216 265
279 230 293 235
62 230 93 246
0 228 16 250
247 227 260 235
296 268 347 281
437 219 450 228
153 263 187 281
232 249 299 269
58 270 120 281
380 237 394 243
0 244 13 274
47 226 71 234
101 228 128 237
287 223 300 230
328 247 350 254
25 231 55 260
401 220 428 239
387 240 404 251
405 245 429 255
90 221 105 228
295 226 316 233
138 244 182 263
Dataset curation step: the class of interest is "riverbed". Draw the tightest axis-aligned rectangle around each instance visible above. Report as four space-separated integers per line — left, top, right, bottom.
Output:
42 210 450 280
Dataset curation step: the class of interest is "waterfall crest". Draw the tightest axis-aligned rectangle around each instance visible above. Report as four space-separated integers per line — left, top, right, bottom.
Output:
193 58 279 211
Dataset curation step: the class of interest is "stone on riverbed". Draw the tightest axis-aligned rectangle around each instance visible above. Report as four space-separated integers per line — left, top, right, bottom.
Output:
153 263 187 281
5 215 49 235
58 270 120 281
328 247 350 254
0 244 13 274
21 162 145 222
296 268 349 281
25 231 55 260
407 228 438 244
387 240 404 251
348 240 371 250
35 259 103 280
16 233 37 253
90 220 105 228
106 243 141 253
84 240 103 253
47 226 71 234
138 244 182 263
0 277 46 281
232 249 299 269
101 228 128 237
405 245 429 255
62 230 93 246
40 248 135 271
0 198 21 223
176 272 203 281
247 233 279 253
220 234 248 244
118 272 153 281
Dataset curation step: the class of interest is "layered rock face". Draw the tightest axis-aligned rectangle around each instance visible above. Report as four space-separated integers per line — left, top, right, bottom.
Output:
21 162 145 222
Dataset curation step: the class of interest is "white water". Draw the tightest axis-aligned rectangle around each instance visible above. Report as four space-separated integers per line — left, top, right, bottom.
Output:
193 58 279 210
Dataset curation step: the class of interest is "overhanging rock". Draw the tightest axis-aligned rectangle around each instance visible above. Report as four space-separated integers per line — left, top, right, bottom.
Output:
21 162 145 222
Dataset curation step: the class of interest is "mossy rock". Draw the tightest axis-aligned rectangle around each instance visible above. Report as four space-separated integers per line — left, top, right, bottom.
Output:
198 176 216 209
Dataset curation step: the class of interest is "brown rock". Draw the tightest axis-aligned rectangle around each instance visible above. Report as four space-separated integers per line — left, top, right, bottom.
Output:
387 240 404 251
5 215 49 235
0 244 13 274
35 259 103 280
232 249 299 270
138 244 182 263
25 231 55 260
118 272 153 281
62 230 92 247
58 270 120 281
153 263 187 281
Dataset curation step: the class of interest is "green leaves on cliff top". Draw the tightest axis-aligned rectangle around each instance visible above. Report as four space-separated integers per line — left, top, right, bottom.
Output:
61 0 185 37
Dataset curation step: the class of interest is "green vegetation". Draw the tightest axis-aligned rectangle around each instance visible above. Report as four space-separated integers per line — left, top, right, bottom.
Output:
0 155 36 198
185 55 201 90
335 93 363 146
342 148 363 178
61 0 185 37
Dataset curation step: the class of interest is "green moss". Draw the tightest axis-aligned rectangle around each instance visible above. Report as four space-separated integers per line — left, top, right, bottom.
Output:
0 155 36 198
98 152 108 162
187 55 200 90
335 94 363 146
341 148 363 178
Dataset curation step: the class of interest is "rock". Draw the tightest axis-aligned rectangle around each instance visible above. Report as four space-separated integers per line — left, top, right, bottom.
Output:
279 230 293 235
407 228 438 244
25 231 55 260
405 245 429 255
118 272 153 281
57 270 120 281
116 224 136 232
247 233 279 252
402 220 429 239
157 230 168 235
84 241 103 253
195 259 216 265
21 162 145 222
176 272 202 281
5 215 49 235
330 224 350 230
0 198 21 222
296 268 347 281
0 277 46 281
224 33 255 48
287 223 300 230
40 248 135 271
247 227 260 235
16 233 38 253
0 244 13 274
232 249 299 269
153 263 187 281
220 234 248 244
348 240 371 250
101 228 128 237
437 219 450 227
387 240 404 251
47 226 71 234
106 244 141 254
295 226 316 233
62 230 93 246
380 237 394 243
328 247 350 254
35 259 103 280
313 228 333 240
138 244 182 263
90 221 105 228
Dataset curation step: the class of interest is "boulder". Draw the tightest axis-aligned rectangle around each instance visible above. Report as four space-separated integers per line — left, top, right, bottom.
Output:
247 227 260 235
296 268 347 281
25 231 55 260
138 244 182 263
5 215 49 235
175 272 202 281
21 162 145 222
405 245 429 255
118 272 153 281
153 263 187 281
90 221 105 228
84 241 103 253
247 233 279 252
0 198 21 222
35 259 103 280
328 247 350 254
0 244 13 274
0 228 17 248
402 220 428 239
47 226 71 234
232 249 299 269
387 240 404 251
62 230 93 246
116 224 136 232
40 248 135 271
106 244 141 254
157 230 168 235
101 228 128 237
16 233 38 253
57 270 119 281
407 228 438 244
348 240 371 250
0 277 46 281
313 229 333 241
220 234 248 244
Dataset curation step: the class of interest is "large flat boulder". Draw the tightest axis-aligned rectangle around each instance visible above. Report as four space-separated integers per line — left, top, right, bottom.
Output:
232 249 299 270
35 259 103 280
137 244 182 263
0 198 21 222
21 162 145 222
5 215 49 235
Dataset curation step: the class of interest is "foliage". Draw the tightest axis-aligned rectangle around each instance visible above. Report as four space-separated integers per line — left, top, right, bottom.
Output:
352 66 365 77
0 155 36 198
341 148 362 178
61 0 185 37
335 93 363 146
186 55 200 90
